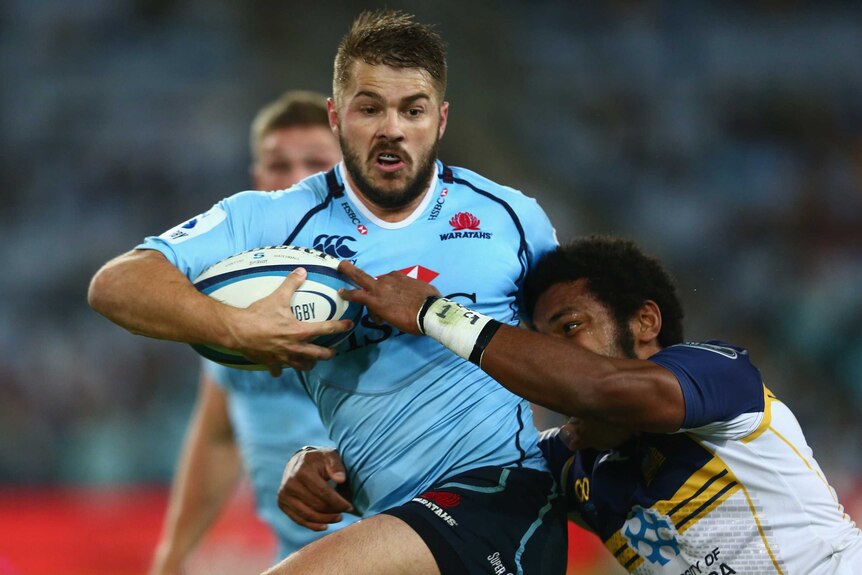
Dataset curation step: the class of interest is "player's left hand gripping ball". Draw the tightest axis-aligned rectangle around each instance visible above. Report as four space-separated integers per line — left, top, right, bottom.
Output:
191 245 363 369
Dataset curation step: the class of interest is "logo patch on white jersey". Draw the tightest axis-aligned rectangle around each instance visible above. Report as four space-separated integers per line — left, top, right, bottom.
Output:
623 506 681 565
161 207 227 244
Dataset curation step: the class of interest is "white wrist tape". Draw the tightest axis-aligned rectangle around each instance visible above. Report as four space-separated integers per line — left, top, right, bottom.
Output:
417 297 502 365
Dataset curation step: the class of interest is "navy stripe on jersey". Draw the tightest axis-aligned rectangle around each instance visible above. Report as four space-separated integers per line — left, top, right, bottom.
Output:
441 165 529 321
283 168 344 246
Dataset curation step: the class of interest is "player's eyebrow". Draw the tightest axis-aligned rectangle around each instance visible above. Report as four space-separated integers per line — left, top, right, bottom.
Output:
547 306 580 325
354 90 432 105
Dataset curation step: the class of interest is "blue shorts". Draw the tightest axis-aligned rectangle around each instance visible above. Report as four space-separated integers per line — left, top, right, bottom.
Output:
382 466 567 574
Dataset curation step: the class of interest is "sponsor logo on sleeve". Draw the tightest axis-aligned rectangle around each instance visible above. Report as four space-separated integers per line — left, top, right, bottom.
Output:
161 207 227 243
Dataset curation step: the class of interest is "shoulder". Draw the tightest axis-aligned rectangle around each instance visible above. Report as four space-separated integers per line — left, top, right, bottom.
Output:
228 172 332 210
651 340 756 372
651 340 764 429
441 164 551 226
443 165 539 204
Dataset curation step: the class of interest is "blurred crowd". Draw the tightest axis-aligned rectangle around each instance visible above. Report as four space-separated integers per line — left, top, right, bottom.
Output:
1 0 860 507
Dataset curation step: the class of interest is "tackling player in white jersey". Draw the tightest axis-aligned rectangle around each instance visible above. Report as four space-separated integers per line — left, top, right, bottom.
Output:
333 235 862 574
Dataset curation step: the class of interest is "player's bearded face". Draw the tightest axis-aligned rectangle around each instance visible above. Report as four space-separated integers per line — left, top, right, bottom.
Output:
339 126 440 210
335 62 447 210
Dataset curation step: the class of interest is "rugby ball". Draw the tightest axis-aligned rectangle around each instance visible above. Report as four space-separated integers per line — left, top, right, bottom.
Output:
190 245 362 370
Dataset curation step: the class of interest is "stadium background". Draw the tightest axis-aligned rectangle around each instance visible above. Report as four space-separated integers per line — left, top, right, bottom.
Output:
1 1 861 574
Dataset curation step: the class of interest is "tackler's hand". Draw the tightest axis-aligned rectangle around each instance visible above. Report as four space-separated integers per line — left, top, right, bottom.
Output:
337 260 441 336
277 446 355 531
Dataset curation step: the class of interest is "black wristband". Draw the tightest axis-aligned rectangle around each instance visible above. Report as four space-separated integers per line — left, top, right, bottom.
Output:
417 295 441 334
468 319 503 366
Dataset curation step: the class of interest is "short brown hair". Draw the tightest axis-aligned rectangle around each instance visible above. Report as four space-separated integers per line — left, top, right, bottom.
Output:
333 10 447 104
249 90 329 159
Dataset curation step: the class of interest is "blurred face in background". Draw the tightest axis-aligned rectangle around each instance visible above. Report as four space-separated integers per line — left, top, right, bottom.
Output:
252 125 341 191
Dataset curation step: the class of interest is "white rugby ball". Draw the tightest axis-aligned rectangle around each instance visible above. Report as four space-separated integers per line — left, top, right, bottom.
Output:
190 245 362 370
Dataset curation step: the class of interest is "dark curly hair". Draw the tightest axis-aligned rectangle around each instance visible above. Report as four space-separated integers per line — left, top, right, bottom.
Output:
524 236 685 348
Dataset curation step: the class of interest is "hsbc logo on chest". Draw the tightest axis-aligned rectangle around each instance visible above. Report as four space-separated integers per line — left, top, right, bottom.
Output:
439 212 491 241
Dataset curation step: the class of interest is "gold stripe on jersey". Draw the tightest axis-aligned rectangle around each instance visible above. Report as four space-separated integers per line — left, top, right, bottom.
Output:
694 432 786 574
605 531 643 573
603 456 741 572
738 477 787 574
657 463 740 532
769 422 848 521
741 385 775 443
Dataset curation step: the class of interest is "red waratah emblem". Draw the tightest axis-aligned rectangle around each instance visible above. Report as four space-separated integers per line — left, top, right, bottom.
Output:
421 491 461 508
449 212 480 231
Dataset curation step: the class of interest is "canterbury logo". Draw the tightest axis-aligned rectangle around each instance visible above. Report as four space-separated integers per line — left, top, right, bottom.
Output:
313 234 357 258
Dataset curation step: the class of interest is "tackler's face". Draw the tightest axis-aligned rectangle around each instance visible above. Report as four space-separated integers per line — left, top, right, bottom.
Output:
331 61 449 210
532 279 627 360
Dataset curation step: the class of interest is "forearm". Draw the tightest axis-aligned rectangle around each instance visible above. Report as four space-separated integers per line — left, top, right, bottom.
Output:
418 298 679 430
88 249 237 347
481 325 613 418
153 382 242 571
154 444 241 567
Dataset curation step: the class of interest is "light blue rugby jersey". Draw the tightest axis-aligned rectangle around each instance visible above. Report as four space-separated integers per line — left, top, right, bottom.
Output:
139 161 559 515
203 360 358 558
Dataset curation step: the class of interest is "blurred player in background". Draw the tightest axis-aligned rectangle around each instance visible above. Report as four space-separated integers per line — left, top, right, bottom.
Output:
90 10 567 575
149 91 353 575
329 235 862 573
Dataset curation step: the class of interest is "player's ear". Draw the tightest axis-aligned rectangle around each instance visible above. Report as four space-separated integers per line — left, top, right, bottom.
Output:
327 98 339 135
633 300 662 346
438 101 449 140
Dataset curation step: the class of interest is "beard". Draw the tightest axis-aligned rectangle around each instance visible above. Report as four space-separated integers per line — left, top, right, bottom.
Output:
340 131 439 210
615 321 638 360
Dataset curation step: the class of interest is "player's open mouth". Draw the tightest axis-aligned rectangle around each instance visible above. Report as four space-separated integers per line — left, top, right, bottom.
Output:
375 151 406 172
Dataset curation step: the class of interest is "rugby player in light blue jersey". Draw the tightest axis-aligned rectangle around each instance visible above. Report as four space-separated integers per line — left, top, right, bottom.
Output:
89 10 567 575
149 91 354 575
334 235 862 574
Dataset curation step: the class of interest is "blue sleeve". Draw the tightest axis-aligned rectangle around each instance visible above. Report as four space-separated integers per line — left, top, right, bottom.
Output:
136 183 322 281
649 340 764 429
517 195 559 318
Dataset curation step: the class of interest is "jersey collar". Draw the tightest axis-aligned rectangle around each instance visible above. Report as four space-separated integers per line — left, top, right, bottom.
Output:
337 162 439 230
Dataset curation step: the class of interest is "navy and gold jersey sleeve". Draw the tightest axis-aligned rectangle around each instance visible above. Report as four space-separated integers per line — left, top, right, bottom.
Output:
649 340 764 429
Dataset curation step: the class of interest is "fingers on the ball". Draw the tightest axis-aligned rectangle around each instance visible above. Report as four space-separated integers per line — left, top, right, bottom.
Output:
276 268 307 298
338 260 376 289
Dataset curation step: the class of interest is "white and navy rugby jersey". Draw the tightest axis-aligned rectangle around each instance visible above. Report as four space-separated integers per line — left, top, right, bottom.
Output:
139 161 559 515
541 340 862 574
204 361 358 558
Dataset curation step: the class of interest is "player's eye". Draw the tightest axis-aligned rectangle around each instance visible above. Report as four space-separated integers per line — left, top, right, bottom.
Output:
562 322 581 335
359 106 378 115
268 162 291 173
406 107 424 117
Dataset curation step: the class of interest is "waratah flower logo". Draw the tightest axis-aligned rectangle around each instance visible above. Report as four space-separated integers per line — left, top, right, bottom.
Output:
449 212 480 230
